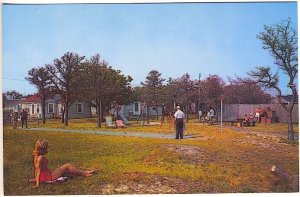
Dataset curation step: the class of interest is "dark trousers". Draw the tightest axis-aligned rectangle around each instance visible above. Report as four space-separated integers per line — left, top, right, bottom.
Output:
175 118 184 139
21 119 28 128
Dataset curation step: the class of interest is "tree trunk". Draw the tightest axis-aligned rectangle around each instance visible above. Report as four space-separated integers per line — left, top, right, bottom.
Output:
61 108 65 124
96 101 102 128
271 165 299 191
41 100 46 124
64 105 69 126
271 165 290 179
276 90 296 141
146 106 149 124
156 104 159 121
287 109 294 141
101 101 104 123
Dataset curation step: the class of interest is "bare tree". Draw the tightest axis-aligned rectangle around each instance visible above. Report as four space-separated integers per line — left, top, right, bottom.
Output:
26 66 53 124
46 52 85 126
249 18 297 141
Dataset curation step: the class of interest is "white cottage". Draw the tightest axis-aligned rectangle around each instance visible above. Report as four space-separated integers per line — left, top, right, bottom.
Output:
21 94 92 119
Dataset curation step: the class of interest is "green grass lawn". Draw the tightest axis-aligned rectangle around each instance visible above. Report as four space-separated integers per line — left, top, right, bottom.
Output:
3 120 299 195
23 118 299 136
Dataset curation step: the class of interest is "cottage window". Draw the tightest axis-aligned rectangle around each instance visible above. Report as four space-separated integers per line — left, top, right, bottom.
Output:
32 104 35 114
134 102 139 112
48 103 54 113
77 103 83 113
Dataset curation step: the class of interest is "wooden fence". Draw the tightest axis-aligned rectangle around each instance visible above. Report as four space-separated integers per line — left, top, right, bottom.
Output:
219 104 299 123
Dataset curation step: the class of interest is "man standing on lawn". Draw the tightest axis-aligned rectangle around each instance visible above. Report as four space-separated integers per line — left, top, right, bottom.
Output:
20 109 29 129
174 106 185 139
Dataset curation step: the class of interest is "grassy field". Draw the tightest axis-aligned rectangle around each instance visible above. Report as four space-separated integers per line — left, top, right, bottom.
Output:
21 117 300 135
3 119 299 195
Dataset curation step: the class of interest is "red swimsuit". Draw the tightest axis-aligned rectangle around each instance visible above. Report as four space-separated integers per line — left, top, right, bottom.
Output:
36 156 53 182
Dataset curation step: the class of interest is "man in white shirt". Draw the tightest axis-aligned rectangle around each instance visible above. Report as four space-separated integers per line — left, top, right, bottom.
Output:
174 106 185 139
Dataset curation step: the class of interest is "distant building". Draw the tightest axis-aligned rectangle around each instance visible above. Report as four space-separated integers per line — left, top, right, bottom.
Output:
3 98 24 125
120 102 163 117
273 95 298 105
4 93 92 119
92 102 163 118
21 94 42 118
3 98 24 112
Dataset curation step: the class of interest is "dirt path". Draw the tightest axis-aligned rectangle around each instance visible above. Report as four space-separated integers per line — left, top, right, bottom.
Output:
25 127 196 139
26 126 298 140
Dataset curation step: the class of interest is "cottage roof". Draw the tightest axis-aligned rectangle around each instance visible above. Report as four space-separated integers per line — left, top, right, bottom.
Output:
281 95 298 104
5 99 24 107
23 94 41 103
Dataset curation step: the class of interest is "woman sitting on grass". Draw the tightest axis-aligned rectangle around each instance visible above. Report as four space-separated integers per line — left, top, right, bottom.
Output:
31 139 95 188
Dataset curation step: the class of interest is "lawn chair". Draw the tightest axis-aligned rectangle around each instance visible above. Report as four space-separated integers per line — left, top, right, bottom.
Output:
116 120 126 128
105 116 116 128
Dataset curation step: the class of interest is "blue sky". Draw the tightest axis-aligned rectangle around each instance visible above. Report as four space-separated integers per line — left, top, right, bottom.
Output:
2 2 298 95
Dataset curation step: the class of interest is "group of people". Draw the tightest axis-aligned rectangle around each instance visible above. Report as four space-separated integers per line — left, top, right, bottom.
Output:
237 113 256 127
198 107 215 125
11 109 29 129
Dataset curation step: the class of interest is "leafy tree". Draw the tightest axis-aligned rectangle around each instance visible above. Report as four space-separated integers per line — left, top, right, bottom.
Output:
248 18 297 141
157 84 175 121
164 77 180 111
131 86 145 102
26 66 53 124
167 73 196 122
46 52 85 126
82 54 132 128
200 75 225 115
6 90 23 99
141 70 165 120
224 79 272 104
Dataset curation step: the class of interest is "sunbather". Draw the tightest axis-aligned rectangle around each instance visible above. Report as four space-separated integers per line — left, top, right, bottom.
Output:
31 139 95 188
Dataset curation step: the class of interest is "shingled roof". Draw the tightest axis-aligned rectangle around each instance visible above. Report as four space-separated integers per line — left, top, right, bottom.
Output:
23 94 41 103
